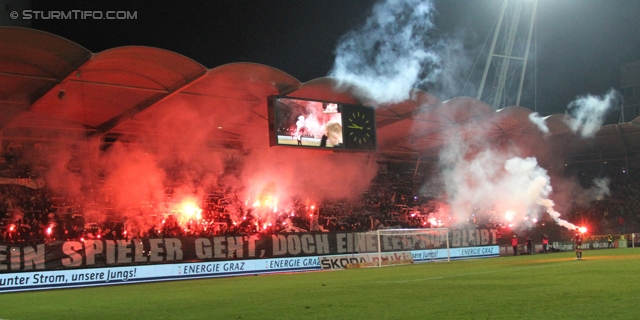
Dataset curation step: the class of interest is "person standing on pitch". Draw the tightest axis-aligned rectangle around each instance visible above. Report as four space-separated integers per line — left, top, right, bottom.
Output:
511 234 518 256
525 235 533 255
574 228 583 260
542 234 549 253
607 233 613 248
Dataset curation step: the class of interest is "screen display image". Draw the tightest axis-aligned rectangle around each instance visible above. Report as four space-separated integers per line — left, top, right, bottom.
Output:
269 96 377 151
272 97 345 148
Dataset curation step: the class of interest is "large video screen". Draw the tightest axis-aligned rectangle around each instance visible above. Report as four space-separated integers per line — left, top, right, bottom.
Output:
268 96 376 151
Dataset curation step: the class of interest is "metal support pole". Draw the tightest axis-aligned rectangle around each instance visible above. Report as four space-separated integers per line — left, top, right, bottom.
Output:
446 229 450 262
377 230 382 267
413 156 421 179
477 0 508 101
516 0 538 106
491 0 523 109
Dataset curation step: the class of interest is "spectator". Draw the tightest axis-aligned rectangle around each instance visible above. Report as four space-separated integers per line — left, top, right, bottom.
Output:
574 228 583 260
542 234 549 254
511 235 518 256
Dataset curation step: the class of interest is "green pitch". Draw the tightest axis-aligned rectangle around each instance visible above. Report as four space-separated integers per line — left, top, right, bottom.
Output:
2 248 638 319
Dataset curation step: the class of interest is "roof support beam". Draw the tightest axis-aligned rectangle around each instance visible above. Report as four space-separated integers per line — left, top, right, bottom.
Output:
383 126 508 160
91 69 209 136
0 71 58 81
0 53 91 131
28 54 93 107
376 108 418 128
66 79 169 93
379 112 498 149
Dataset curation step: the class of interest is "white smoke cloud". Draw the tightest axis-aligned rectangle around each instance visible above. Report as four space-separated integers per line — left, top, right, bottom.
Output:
437 134 577 231
528 112 549 134
554 176 611 213
564 89 621 138
425 35 476 100
330 0 442 104
585 177 611 202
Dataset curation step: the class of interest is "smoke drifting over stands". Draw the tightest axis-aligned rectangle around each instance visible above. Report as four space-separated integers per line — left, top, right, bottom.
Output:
2 146 639 245
2 0 640 246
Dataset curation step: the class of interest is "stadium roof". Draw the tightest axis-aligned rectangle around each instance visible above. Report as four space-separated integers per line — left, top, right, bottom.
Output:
1 27 639 169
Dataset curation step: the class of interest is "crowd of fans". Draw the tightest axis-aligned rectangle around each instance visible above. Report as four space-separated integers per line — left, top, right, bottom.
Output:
0 159 442 244
0 169 437 245
1 142 639 245
570 169 640 234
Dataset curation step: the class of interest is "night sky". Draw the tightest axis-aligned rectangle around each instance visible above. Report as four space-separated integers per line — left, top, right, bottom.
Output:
25 0 640 117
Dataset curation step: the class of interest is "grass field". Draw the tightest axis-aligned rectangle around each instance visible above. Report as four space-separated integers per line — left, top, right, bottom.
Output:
1 248 639 319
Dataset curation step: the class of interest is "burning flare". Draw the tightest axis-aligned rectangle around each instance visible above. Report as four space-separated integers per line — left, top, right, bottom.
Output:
171 197 203 225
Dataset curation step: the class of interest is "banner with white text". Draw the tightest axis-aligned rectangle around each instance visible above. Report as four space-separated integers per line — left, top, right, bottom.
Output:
1 229 499 272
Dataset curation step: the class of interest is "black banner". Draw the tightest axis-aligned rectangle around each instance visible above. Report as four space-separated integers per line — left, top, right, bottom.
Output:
1 228 498 272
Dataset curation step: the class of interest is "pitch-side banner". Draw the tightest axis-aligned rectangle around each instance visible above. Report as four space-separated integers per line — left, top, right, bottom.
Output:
319 252 415 270
0 256 322 293
319 246 500 270
1 229 499 272
1 245 501 293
